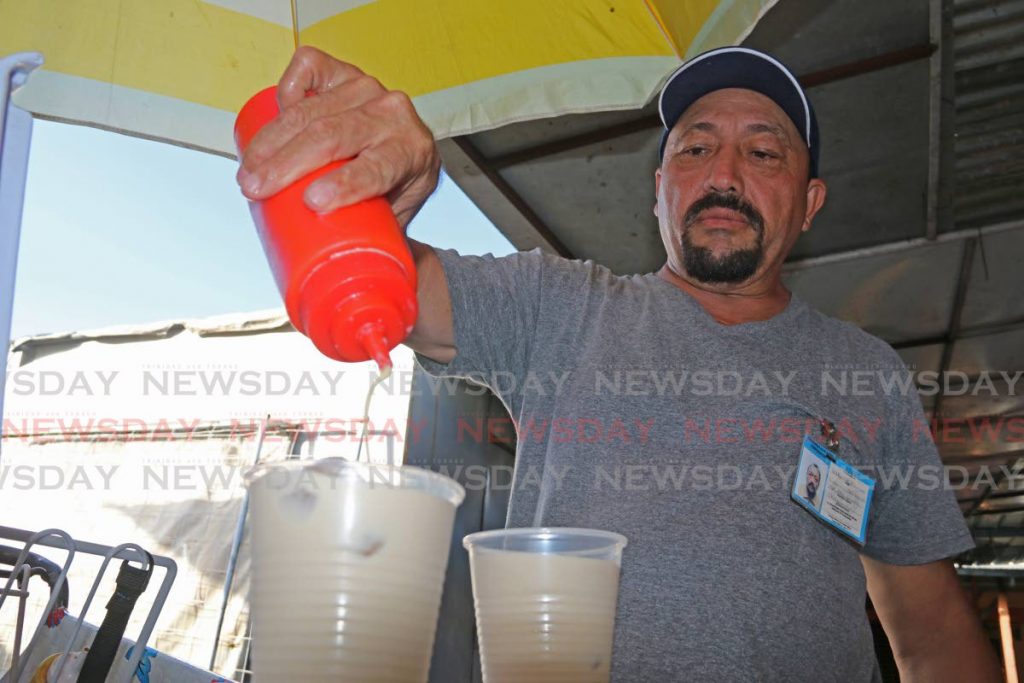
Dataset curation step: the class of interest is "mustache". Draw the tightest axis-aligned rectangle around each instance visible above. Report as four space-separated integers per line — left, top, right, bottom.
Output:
683 192 765 233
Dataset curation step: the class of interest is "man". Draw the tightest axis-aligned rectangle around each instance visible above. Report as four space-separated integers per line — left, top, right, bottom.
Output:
238 46 1001 681
801 463 822 508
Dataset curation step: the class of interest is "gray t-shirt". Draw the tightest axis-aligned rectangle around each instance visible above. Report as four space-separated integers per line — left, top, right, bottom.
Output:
417 248 974 682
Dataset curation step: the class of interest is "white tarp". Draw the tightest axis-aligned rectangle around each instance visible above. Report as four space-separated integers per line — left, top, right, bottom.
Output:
1 310 417 678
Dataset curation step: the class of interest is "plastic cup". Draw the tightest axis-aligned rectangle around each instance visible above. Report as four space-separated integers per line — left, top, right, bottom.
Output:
246 459 465 682
463 528 628 683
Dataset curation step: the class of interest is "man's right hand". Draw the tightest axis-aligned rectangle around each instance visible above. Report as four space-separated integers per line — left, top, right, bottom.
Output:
236 46 456 363
236 46 442 230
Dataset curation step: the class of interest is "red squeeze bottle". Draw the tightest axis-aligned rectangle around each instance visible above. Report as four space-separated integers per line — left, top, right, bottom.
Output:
234 87 417 371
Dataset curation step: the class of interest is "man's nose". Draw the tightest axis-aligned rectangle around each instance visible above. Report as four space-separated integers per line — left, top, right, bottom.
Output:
703 146 744 196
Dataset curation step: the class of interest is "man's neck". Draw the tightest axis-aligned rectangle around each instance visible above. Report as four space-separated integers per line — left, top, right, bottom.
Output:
656 265 792 326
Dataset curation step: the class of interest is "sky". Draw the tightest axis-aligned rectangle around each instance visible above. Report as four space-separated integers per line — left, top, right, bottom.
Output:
10 120 515 338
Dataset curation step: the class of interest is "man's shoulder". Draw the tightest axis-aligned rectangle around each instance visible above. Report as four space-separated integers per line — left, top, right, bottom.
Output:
799 300 906 369
438 246 628 289
517 248 619 278
436 246 604 273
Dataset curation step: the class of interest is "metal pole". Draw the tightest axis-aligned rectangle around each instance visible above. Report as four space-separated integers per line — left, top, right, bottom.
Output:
0 52 43 465
10 563 31 677
925 0 955 240
998 592 1019 683
782 219 1023 272
209 415 270 671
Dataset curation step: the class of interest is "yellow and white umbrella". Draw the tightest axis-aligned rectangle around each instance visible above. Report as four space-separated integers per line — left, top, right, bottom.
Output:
1 0 776 155
0 0 774 154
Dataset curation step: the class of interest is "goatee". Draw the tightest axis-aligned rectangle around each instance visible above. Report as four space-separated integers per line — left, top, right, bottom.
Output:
681 192 765 284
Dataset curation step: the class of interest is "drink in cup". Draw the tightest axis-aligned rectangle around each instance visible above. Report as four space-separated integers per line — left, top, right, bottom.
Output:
463 528 628 682
246 459 465 682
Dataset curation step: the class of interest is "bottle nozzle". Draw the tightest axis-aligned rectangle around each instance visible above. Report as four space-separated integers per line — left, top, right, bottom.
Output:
357 322 393 373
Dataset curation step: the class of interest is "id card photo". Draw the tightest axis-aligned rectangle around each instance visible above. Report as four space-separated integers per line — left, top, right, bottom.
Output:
795 448 830 511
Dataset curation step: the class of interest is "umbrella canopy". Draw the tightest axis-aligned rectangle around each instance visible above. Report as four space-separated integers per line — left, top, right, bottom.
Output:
1 0 776 155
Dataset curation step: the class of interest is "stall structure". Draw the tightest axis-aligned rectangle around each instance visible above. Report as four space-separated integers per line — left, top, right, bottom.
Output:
2 0 1023 680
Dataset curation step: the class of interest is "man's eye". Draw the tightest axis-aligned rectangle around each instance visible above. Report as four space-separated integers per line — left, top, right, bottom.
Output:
682 146 707 157
751 150 779 160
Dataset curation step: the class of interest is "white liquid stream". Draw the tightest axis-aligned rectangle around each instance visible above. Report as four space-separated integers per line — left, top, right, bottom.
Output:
356 364 392 462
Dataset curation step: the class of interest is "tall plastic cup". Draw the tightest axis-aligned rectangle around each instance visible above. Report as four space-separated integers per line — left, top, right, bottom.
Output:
246 459 465 682
463 528 628 682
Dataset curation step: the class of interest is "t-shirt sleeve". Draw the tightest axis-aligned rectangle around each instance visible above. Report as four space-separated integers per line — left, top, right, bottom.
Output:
414 247 545 412
862 361 975 565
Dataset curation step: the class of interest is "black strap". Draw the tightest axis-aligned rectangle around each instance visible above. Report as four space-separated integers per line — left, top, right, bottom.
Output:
77 553 153 683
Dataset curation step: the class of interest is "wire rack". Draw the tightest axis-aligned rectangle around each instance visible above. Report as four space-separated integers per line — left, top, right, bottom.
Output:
0 526 177 683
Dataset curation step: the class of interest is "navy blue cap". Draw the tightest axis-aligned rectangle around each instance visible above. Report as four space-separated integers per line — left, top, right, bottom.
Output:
658 47 820 178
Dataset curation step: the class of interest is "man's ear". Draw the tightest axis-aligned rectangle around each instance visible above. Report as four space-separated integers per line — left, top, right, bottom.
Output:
802 178 827 232
653 168 662 218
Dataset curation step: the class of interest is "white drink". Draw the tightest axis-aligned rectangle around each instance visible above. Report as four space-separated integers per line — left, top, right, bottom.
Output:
248 461 464 682
471 550 622 683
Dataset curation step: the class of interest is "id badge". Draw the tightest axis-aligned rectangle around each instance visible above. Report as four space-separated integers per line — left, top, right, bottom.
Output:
791 435 875 544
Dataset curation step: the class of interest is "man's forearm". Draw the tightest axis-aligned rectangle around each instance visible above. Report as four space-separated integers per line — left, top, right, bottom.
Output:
894 619 1001 683
864 557 1002 682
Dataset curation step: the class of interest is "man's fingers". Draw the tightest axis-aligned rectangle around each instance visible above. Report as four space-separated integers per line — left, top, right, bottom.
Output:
244 108 384 200
238 77 387 196
276 46 364 108
237 48 440 223
302 147 403 213
242 74 382 166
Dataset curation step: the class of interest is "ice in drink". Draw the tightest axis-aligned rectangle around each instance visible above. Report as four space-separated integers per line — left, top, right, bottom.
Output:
247 459 465 682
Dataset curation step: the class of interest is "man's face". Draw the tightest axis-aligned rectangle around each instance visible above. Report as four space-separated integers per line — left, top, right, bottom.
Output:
654 89 827 289
806 465 821 498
